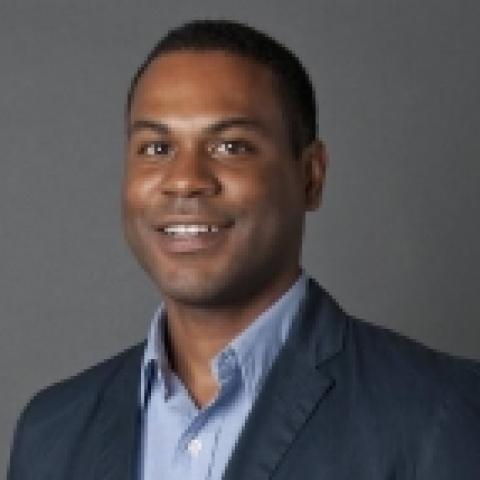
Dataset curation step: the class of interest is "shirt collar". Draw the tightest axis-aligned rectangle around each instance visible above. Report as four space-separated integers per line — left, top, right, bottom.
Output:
141 272 308 407
140 306 169 407
217 273 307 397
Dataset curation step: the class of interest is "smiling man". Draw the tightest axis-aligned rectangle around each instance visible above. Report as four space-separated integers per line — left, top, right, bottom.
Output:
7 20 480 480
122 47 323 413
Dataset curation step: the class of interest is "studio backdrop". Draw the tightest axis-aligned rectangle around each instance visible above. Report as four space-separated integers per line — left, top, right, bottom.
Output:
1 0 479 473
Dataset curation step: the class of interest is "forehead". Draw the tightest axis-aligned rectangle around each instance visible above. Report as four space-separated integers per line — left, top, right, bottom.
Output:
129 50 285 123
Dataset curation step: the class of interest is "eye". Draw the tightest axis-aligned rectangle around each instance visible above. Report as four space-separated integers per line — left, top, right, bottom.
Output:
210 140 257 156
137 141 173 157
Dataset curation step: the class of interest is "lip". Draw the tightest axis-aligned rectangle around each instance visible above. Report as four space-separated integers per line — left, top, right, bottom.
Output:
152 219 234 254
155 217 234 231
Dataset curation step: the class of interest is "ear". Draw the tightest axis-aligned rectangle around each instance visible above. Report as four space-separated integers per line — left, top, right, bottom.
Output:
300 139 328 211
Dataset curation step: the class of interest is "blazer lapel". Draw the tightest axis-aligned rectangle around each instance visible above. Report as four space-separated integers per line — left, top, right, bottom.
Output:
223 280 347 480
92 345 144 480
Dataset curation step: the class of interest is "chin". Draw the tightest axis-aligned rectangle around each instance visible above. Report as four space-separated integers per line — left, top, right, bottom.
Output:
153 262 262 308
158 279 239 308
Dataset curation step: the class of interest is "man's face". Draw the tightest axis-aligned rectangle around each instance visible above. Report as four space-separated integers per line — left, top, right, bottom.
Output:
122 51 324 307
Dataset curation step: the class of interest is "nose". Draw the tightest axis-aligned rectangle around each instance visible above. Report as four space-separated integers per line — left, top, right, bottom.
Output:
160 148 220 198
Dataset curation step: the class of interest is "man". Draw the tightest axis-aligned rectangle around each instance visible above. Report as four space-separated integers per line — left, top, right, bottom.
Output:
8 19 480 480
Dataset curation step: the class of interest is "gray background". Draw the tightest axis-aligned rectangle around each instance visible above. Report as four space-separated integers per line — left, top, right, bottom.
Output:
1 0 479 472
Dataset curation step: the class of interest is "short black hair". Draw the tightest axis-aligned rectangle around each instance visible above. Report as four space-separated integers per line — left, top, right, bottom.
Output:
126 19 317 156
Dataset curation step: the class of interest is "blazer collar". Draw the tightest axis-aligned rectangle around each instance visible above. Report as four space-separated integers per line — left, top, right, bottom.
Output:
223 278 347 480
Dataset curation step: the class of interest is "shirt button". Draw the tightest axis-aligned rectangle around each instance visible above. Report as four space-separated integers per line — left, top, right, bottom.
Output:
187 438 202 458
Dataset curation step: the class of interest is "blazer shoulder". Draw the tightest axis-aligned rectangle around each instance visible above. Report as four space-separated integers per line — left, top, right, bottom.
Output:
304 279 480 396
19 342 144 428
8 343 144 480
347 314 480 404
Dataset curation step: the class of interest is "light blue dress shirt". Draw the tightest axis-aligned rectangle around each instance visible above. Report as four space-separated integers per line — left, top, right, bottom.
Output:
140 273 307 480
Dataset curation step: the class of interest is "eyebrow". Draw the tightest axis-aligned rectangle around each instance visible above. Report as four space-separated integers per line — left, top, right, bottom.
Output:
127 116 270 138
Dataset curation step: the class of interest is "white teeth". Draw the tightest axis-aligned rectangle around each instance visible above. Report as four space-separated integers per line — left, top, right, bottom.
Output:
163 225 220 235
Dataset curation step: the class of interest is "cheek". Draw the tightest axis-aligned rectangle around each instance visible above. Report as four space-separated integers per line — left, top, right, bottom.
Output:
122 171 161 217
223 166 275 208
227 165 302 216
224 172 301 253
121 179 157 253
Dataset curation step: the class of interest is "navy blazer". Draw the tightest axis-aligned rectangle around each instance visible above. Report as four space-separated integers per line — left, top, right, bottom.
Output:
8 280 480 479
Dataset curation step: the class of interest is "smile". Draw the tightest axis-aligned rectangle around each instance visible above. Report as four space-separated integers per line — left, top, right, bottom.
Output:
161 224 221 236
154 222 232 253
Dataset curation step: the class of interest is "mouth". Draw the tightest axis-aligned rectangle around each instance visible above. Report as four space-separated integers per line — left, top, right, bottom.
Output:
153 221 234 253
160 224 222 236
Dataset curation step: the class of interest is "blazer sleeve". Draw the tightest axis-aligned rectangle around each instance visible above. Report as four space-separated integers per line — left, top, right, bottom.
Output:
415 367 480 479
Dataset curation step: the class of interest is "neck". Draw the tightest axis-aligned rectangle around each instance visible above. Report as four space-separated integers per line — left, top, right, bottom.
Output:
163 267 301 407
